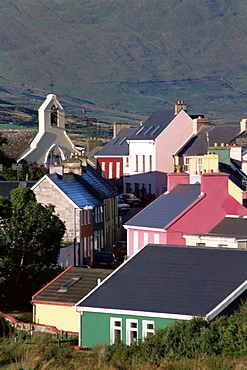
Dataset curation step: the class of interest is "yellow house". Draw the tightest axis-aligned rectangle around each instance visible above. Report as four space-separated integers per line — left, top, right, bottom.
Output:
32 266 111 333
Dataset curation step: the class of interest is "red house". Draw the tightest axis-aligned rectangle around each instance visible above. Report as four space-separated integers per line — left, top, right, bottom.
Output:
124 171 247 257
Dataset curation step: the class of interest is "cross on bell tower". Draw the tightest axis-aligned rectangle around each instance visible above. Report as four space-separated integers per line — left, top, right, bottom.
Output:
49 81 54 94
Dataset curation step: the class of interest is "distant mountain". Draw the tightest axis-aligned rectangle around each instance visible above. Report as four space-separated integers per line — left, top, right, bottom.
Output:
1 0 247 123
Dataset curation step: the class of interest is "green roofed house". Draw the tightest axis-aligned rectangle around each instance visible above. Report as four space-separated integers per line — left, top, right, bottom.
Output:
75 244 247 347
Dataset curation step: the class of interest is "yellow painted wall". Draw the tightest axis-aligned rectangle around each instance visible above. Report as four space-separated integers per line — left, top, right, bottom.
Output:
34 303 79 333
228 179 244 205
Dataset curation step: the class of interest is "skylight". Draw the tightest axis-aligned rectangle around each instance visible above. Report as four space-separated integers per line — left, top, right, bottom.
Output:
58 277 82 293
118 137 127 145
111 137 119 145
143 126 153 135
151 126 160 135
135 126 145 135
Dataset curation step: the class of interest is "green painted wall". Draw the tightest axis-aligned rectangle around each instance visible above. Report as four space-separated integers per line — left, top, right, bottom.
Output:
81 311 177 348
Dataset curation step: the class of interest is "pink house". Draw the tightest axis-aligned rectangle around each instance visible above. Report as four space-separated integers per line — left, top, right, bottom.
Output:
124 171 247 257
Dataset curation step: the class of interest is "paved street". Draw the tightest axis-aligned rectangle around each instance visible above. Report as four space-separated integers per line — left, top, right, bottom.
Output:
119 206 143 240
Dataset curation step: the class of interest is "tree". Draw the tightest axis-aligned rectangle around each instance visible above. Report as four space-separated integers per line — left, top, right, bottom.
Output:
0 188 66 310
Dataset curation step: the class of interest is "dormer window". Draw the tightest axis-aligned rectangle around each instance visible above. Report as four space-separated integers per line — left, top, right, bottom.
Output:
51 105 58 126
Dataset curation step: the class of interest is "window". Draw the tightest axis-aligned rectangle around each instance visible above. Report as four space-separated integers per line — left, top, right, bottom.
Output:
87 210 90 224
118 137 127 145
101 162 105 178
142 155 145 172
144 232 149 245
184 157 190 172
116 162 120 178
142 320 155 339
109 162 113 179
84 237 87 257
151 126 160 135
196 242 205 246
135 126 144 135
126 183 131 193
149 155 152 172
154 233 160 244
134 231 139 254
143 126 153 135
134 183 139 196
197 157 203 173
126 319 138 345
110 318 122 344
58 277 81 293
148 184 151 193
126 157 129 167
135 155 138 172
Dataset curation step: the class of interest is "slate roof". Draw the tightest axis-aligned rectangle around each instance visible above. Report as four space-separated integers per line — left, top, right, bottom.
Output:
206 216 247 239
219 161 246 191
47 173 104 208
128 110 175 141
81 163 118 199
32 266 112 305
0 181 37 199
125 183 201 228
0 130 37 160
95 128 136 156
176 125 240 156
76 244 247 317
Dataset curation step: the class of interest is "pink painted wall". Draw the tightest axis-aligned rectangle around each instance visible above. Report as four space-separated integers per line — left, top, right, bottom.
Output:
167 173 247 236
127 172 247 256
156 110 194 176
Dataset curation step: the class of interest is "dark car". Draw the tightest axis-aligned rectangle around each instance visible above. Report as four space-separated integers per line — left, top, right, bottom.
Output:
118 193 141 206
92 252 118 269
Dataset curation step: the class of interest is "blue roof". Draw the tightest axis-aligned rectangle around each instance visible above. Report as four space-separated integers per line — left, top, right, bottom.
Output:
47 173 104 208
76 244 247 317
81 164 118 199
126 184 201 229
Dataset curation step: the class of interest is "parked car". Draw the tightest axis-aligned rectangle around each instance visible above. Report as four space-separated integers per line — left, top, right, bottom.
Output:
92 252 118 269
118 199 130 214
114 241 127 261
118 193 141 206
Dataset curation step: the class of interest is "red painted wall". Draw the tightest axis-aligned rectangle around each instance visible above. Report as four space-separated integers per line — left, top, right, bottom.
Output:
97 157 123 179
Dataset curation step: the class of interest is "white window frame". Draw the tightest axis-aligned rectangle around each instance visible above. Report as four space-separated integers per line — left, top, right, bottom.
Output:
154 233 160 244
126 157 129 167
110 317 122 344
126 319 138 345
142 155 145 172
135 155 138 172
83 236 87 258
109 162 113 179
143 232 149 246
142 320 155 340
116 162 120 178
184 157 190 172
101 162 105 178
197 157 203 173
134 231 139 254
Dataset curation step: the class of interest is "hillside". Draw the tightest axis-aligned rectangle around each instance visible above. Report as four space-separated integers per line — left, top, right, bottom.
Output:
1 0 247 123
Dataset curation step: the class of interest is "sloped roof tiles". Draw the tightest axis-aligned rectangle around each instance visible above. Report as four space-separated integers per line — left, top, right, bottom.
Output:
76 244 247 317
125 183 201 229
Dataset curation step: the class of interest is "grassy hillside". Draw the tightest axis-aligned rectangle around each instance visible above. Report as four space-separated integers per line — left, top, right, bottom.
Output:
1 0 247 123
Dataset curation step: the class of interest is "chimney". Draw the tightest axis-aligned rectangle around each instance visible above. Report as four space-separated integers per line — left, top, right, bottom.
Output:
167 172 190 191
240 118 247 133
63 154 88 176
49 162 64 176
200 172 229 196
174 100 187 115
113 122 131 138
